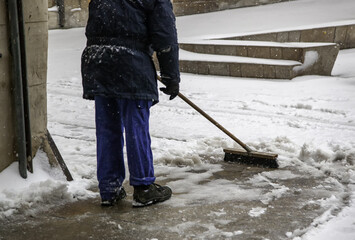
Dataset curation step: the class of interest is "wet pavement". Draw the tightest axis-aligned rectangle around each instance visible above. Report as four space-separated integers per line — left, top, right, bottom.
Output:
0 162 348 240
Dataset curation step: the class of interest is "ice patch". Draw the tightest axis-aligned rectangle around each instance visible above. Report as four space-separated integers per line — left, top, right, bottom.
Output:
249 207 267 217
169 221 199 235
247 173 290 204
159 164 263 207
177 223 244 240
261 186 290 205
208 208 227 217
261 170 300 180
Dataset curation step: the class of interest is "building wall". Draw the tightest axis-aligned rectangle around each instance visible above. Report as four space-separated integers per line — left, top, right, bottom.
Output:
0 0 48 172
47 0 292 29
48 0 89 29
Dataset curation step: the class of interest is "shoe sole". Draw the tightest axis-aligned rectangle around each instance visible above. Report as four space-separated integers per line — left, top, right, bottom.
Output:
132 195 171 208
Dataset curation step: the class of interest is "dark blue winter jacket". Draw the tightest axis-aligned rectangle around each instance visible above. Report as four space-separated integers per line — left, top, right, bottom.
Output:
81 0 180 101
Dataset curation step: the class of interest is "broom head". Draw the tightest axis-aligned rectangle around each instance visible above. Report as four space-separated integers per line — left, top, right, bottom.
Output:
223 148 279 168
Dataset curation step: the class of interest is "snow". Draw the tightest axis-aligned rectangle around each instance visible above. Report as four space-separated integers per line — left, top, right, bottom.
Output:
1 0 355 239
177 0 355 40
0 151 73 218
48 6 58 12
248 207 267 217
299 185 355 240
332 49 355 78
207 19 355 41
293 50 319 73
71 8 81 12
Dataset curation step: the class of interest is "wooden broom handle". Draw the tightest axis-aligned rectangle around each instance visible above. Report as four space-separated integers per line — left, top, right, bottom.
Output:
157 77 253 153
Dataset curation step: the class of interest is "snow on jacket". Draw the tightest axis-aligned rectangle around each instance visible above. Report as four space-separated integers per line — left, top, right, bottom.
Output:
81 0 180 101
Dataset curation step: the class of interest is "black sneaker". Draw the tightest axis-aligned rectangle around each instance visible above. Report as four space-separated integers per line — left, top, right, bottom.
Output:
101 187 127 207
133 183 172 207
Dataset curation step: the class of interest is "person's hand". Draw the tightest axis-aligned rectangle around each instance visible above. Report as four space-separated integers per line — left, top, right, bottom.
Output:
159 78 179 100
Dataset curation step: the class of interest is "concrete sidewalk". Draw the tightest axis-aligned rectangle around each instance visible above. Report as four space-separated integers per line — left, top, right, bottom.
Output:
0 162 346 240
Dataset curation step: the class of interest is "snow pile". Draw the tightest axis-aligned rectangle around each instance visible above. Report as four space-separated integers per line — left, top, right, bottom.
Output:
0 151 73 218
298 142 355 183
0 149 100 219
293 51 319 73
299 185 355 240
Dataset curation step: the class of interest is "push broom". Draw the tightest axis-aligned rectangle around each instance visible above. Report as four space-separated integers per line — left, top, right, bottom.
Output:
158 77 279 168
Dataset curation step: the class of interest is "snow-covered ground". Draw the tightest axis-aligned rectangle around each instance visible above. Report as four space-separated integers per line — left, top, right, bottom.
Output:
1 0 355 239
177 0 355 40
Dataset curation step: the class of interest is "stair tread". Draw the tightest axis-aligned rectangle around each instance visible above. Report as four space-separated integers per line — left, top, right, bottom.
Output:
180 49 301 66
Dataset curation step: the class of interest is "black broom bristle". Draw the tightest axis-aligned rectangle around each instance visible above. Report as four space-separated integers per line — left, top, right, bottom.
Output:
223 148 279 168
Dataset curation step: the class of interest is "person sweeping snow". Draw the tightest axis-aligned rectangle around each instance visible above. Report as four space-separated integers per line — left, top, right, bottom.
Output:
81 0 180 207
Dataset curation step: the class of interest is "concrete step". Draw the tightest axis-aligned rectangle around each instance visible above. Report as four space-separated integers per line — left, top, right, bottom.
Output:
179 40 339 77
219 22 355 50
178 49 301 79
180 40 337 61
175 23 355 79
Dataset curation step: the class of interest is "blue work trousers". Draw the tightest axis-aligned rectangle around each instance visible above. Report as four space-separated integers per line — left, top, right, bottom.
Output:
95 96 156 200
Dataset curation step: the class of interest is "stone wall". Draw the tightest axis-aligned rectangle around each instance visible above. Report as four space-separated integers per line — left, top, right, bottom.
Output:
0 0 48 172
